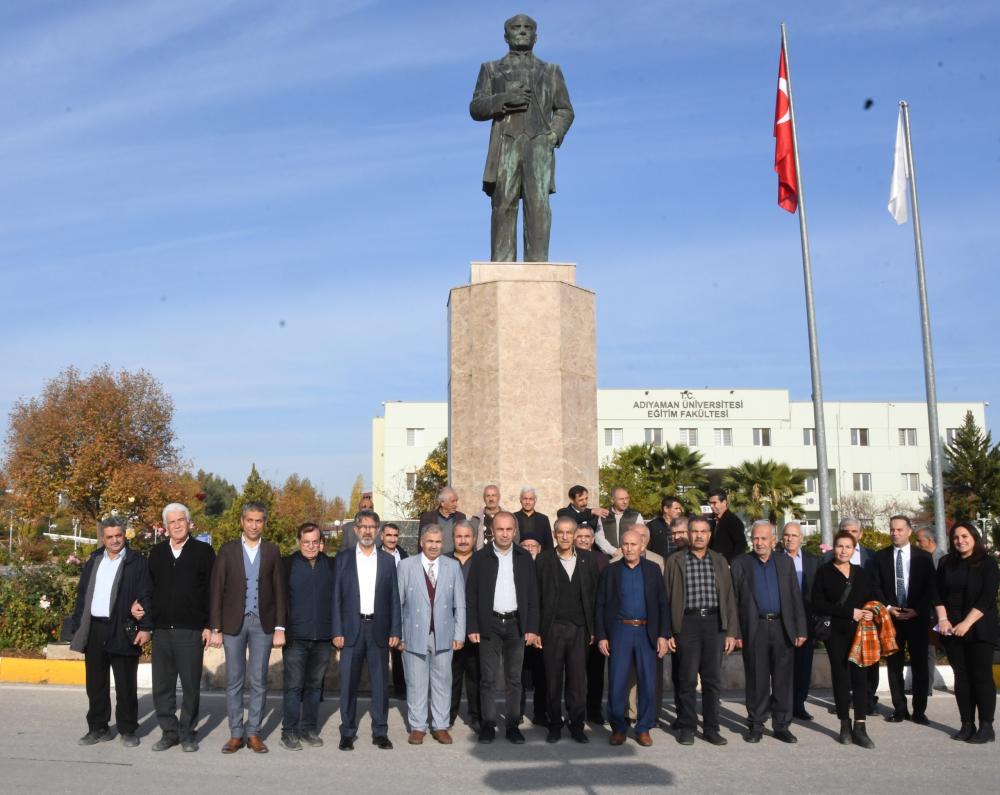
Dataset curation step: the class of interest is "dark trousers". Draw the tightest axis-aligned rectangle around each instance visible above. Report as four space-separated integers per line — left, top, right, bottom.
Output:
542 621 587 730
866 661 880 710
792 637 815 711
391 647 406 697
84 619 139 734
478 616 525 729
520 645 548 722
608 623 657 734
450 642 481 726
490 133 553 262
887 618 929 717
669 651 681 712
586 643 606 719
676 613 724 731
338 621 389 739
943 636 996 725
826 629 868 720
152 627 204 741
282 638 332 734
742 618 794 730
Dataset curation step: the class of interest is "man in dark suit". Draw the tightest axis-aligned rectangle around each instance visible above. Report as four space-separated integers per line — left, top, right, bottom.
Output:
209 502 286 754
664 516 739 746
574 523 609 724
780 520 819 720
379 522 409 699
646 495 683 559
448 520 481 731
470 13 574 262
596 529 671 747
419 487 466 555
466 511 539 744
731 521 808 743
707 489 747 561
332 509 401 751
557 485 607 535
875 515 938 724
535 516 598 743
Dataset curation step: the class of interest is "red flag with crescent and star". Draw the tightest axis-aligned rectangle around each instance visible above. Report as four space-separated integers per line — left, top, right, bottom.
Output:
774 44 797 213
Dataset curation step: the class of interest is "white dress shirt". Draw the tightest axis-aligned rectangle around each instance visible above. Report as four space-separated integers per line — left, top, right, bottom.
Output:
356 546 379 614
90 549 125 618
492 545 518 612
241 535 260 564
387 547 401 567
558 549 577 579
421 553 437 584
891 544 912 607
786 549 804 588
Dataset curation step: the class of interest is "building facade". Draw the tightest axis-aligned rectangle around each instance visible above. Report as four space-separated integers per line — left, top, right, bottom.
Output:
372 388 985 530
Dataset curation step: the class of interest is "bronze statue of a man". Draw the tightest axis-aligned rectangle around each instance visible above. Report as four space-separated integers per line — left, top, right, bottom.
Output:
470 14 574 262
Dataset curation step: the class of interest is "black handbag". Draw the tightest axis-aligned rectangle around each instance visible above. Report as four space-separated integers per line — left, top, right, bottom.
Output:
813 570 854 642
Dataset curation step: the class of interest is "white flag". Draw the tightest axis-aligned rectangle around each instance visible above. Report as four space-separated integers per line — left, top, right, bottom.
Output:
887 108 909 225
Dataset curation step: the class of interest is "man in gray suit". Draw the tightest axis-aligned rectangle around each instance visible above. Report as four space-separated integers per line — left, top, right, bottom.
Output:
397 525 467 745
730 520 807 744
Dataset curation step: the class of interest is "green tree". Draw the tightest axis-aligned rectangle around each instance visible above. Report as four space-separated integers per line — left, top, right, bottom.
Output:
599 443 708 516
195 470 237 517
930 411 1000 537
722 459 805 523
347 474 365 516
405 439 448 518
217 464 275 548
271 474 330 553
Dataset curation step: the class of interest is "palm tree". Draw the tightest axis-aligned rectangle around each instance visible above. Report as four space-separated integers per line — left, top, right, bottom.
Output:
599 443 708 516
722 459 806 524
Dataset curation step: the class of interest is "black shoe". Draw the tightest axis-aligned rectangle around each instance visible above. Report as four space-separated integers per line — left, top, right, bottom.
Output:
280 733 302 751
338 736 355 751
837 719 853 745
885 711 910 723
78 728 114 746
546 727 561 743
744 728 763 744
372 735 393 750
677 729 694 746
300 730 324 747
181 739 199 753
912 713 929 726
774 729 798 744
852 721 874 749
793 708 813 721
952 722 976 741
469 718 483 734
120 734 139 748
506 727 526 744
866 703 878 716
967 722 995 744
570 727 588 744
478 725 496 744
703 728 728 746
152 735 179 752
531 714 549 727
587 711 606 725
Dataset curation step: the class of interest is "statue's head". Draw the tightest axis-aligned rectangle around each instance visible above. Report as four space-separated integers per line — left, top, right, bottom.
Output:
504 14 537 51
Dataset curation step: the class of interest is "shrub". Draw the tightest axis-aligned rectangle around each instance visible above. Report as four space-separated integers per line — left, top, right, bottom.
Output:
0 563 78 652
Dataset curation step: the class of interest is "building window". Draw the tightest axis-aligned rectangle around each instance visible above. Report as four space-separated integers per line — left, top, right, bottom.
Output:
901 473 920 491
804 475 818 493
405 427 424 447
405 472 417 491
803 427 815 446
752 427 771 447
644 427 662 446
713 427 733 447
898 428 917 446
679 428 699 447
850 428 870 446
852 472 872 491
604 427 623 448
946 428 959 445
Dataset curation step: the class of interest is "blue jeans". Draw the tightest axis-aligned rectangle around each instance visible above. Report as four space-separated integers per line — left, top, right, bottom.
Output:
222 614 273 737
282 639 332 734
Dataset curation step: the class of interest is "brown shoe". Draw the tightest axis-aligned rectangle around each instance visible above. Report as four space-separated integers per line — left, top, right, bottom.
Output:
246 735 268 754
221 737 245 754
432 730 453 745
636 731 653 747
408 731 425 745
610 731 627 746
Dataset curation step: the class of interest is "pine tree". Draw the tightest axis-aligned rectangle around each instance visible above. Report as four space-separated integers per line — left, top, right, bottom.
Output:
934 411 1000 532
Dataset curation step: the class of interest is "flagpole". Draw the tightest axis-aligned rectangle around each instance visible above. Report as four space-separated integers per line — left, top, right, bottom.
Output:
781 23 833 546
899 101 947 548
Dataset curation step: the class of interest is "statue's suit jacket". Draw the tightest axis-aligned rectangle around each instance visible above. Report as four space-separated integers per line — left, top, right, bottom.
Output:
470 51 574 196
397 555 466 653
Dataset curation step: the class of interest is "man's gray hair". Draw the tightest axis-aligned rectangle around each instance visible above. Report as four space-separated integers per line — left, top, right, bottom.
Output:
162 502 191 524
839 517 861 532
100 515 126 532
915 527 936 542
782 520 803 533
452 518 475 537
611 486 628 499
438 486 457 503
669 516 689 530
420 523 444 539
751 519 775 532
553 515 577 533
519 485 536 499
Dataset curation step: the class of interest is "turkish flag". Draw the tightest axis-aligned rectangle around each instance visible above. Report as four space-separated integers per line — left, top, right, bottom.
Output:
774 44 798 213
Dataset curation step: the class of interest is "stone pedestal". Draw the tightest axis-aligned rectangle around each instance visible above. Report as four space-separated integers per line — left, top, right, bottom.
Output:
448 262 598 519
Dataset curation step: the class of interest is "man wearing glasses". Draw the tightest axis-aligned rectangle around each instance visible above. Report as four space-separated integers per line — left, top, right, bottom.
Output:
780 521 819 721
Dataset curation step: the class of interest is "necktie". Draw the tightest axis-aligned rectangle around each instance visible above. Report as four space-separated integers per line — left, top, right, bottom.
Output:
895 549 906 608
427 562 437 587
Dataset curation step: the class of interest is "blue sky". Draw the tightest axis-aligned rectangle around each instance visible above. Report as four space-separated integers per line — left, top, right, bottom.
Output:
2 1 998 499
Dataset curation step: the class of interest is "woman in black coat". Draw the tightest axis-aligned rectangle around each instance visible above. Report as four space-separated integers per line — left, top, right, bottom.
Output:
812 529 883 748
934 521 999 743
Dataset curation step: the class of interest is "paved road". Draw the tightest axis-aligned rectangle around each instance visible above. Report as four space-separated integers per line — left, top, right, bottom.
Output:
0 684 993 794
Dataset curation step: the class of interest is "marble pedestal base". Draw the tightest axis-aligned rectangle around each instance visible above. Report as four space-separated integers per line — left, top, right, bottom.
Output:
448 262 598 520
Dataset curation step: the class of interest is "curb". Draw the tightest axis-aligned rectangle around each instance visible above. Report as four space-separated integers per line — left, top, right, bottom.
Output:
0 658 152 687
